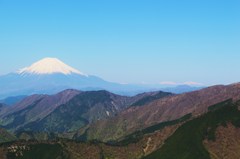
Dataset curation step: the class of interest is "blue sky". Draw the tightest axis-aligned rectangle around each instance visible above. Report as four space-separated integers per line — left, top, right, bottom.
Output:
0 0 239 85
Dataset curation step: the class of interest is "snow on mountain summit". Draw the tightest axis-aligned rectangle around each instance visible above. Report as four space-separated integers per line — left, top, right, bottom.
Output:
18 57 87 76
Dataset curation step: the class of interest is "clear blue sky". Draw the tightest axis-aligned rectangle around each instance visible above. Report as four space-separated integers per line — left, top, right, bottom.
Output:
0 0 239 85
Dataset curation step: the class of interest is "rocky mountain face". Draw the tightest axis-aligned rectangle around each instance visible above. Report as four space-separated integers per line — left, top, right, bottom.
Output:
80 83 240 141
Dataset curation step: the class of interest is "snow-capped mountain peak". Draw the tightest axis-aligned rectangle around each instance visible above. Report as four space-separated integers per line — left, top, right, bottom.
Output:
18 57 87 76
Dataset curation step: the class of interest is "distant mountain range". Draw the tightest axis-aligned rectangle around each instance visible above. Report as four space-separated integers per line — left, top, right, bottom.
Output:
0 95 27 106
0 57 203 99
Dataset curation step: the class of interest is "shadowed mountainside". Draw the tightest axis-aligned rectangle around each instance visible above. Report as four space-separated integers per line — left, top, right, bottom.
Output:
144 99 240 159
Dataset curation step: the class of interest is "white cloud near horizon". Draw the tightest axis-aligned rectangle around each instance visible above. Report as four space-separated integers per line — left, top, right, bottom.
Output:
160 81 204 86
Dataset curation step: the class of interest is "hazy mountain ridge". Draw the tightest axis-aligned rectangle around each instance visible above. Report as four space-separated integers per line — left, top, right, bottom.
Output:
0 95 27 106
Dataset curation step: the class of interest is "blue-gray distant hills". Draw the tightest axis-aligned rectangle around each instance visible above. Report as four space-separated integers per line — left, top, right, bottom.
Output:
0 58 202 99
0 72 148 99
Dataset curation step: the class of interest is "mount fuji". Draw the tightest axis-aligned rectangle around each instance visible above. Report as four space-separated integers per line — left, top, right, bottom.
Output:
18 57 86 76
0 57 203 99
0 58 150 99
